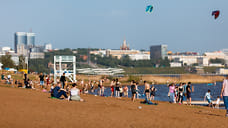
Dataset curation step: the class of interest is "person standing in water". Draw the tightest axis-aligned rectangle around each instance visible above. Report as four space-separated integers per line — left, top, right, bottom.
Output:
144 81 150 100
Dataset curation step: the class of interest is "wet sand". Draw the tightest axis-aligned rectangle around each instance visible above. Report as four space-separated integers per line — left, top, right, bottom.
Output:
0 86 228 128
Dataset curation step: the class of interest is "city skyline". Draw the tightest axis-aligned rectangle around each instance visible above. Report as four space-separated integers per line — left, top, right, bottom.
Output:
0 0 227 52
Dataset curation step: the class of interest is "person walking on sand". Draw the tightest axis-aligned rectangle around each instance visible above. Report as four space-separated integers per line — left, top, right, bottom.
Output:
186 82 192 105
39 73 45 89
144 81 150 100
131 81 137 102
220 75 228 117
60 73 66 89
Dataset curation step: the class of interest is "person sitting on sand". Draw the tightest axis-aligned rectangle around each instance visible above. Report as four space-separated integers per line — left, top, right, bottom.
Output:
214 96 220 109
52 82 68 99
204 89 213 107
25 79 32 89
69 83 84 102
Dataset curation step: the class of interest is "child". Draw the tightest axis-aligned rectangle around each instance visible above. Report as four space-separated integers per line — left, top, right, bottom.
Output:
214 96 220 109
204 89 212 107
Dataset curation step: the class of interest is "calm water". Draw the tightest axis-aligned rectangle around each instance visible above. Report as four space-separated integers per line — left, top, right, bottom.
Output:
90 82 223 102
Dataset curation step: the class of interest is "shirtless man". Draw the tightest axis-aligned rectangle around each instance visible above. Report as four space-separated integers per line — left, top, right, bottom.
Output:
144 81 150 100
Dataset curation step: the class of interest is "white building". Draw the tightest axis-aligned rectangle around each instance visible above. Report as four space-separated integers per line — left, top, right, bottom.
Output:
170 62 182 67
216 68 228 74
90 49 106 57
222 49 228 65
44 43 52 51
168 55 209 66
204 51 226 60
30 52 45 59
128 53 150 60
197 57 209 66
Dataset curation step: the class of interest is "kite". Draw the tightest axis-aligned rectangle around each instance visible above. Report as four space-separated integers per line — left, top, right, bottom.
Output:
212 10 220 19
146 5 153 13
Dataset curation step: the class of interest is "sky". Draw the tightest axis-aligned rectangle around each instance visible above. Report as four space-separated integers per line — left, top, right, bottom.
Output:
0 0 227 53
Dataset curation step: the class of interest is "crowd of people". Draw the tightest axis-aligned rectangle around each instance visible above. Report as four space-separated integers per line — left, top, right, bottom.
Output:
1 72 228 117
167 82 193 105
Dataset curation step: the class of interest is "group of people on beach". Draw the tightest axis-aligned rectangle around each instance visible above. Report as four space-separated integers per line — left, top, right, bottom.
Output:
1 71 228 117
168 82 193 105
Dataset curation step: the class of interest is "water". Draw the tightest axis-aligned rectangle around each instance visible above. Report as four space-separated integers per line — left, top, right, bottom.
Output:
90 82 223 102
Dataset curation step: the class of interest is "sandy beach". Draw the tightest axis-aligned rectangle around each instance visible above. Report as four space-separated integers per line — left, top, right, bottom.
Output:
0 86 228 128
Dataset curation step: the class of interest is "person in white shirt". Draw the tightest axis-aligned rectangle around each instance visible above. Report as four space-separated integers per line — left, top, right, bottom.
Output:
69 83 84 102
204 89 212 107
214 96 220 109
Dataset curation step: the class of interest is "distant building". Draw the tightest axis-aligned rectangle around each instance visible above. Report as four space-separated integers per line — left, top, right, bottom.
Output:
44 43 52 51
14 32 27 53
150 45 167 60
17 44 28 56
170 62 182 67
14 32 35 53
29 52 45 59
26 33 35 46
106 49 140 59
204 51 225 60
168 55 209 66
128 53 150 60
222 49 228 65
90 49 106 57
120 39 130 50
216 68 228 74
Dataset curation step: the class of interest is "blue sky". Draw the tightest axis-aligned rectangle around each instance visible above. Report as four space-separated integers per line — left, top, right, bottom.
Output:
0 0 227 52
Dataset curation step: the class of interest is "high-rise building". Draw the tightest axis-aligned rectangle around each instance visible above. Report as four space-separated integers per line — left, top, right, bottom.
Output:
14 32 35 53
26 33 35 46
14 32 27 53
150 45 168 60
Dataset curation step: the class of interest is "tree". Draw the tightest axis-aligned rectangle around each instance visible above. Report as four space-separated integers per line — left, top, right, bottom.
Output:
0 54 16 68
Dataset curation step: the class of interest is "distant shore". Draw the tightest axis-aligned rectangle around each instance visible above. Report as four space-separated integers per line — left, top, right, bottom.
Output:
77 74 225 86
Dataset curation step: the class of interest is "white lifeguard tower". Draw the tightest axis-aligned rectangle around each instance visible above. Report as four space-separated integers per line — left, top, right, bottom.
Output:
54 56 76 83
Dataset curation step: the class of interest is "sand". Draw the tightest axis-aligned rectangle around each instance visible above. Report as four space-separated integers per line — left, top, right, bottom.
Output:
0 86 228 128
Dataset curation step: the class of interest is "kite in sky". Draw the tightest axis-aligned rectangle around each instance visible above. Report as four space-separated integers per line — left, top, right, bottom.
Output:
212 10 220 19
146 5 153 13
